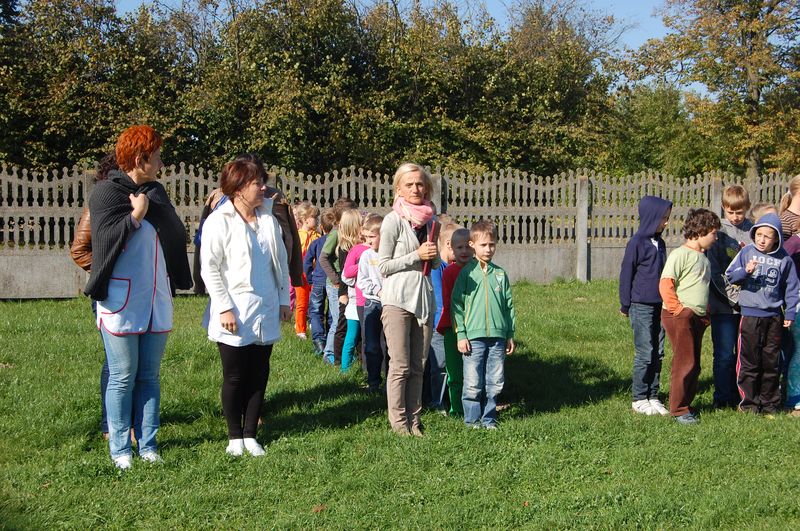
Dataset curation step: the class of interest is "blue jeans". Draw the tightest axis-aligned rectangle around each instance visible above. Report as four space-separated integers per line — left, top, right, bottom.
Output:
787 321 800 408
710 313 740 404
462 338 506 427
362 299 385 390
101 329 168 459
308 282 328 343
629 302 664 400
323 282 340 362
428 331 447 409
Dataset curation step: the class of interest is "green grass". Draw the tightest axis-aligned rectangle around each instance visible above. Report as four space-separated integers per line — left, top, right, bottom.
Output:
2 280 800 529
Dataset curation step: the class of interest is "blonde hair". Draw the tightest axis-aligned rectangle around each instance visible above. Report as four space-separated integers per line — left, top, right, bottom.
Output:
337 209 362 252
438 220 461 251
722 185 751 211
294 200 320 222
779 175 800 215
470 219 497 241
392 162 433 200
363 213 383 233
750 202 778 222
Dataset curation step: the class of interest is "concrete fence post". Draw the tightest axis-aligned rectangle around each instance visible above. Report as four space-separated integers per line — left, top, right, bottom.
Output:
710 172 723 213
430 166 445 213
576 171 590 282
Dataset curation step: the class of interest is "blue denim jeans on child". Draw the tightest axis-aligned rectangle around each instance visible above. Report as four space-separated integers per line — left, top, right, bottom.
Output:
323 281 340 363
362 298 385 390
101 329 168 459
629 302 665 401
462 337 506 427
787 321 800 409
308 282 328 344
428 331 447 409
710 313 740 405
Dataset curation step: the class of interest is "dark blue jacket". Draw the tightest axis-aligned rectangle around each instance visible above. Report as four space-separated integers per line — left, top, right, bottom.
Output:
303 235 328 286
619 196 673 314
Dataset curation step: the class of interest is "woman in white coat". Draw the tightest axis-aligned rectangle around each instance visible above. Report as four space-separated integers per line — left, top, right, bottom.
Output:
201 160 290 457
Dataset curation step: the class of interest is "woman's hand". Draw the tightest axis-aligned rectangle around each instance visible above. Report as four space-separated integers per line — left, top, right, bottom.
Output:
280 305 291 321
129 193 149 222
220 309 237 334
417 241 437 261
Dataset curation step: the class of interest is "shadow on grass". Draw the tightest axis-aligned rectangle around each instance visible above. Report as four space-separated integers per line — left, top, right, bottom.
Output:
501 339 628 415
263 378 386 441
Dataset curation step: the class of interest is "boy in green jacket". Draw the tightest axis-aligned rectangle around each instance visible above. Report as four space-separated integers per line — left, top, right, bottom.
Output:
452 220 516 429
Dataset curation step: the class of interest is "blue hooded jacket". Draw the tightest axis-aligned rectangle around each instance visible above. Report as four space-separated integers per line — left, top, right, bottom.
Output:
725 213 800 320
619 196 673 314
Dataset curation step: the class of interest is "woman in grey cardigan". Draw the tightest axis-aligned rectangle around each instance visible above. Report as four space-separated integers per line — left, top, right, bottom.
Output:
379 163 441 436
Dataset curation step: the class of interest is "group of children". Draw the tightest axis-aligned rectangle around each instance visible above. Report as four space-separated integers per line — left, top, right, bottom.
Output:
620 182 800 424
292 197 516 427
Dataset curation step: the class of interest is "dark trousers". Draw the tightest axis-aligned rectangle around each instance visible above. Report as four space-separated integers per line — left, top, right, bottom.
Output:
218 343 272 439
662 308 708 416
737 315 783 413
333 301 348 366
308 282 328 343
363 299 387 390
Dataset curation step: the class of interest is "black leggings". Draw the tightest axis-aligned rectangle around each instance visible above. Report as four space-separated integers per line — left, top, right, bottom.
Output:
218 343 272 439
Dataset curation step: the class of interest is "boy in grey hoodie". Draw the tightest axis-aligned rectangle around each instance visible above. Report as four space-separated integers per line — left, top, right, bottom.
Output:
725 213 800 414
706 185 752 409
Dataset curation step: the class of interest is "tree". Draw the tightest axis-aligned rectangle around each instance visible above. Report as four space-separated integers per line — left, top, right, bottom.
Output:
635 0 800 178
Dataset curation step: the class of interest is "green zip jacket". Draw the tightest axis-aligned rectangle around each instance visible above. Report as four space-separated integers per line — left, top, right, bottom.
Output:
451 259 515 341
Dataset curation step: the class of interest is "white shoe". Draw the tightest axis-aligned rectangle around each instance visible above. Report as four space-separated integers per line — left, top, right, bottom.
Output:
226 438 244 456
648 398 669 416
296 332 307 340
243 438 265 457
113 455 132 470
140 451 163 463
632 399 656 415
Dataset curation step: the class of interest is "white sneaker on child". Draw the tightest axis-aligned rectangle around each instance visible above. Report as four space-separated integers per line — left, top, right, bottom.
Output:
296 332 307 340
243 438 265 457
632 399 656 415
226 439 244 456
648 398 669 416
113 454 132 470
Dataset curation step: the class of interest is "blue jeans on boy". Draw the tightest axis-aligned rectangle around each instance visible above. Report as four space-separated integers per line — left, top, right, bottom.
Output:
462 337 506 427
629 302 664 400
101 329 168 459
309 282 328 344
323 282 340 363
710 313 741 405
428 331 447 409
362 298 385 390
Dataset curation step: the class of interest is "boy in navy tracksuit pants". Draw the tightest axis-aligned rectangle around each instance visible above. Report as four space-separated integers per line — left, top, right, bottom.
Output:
304 213 333 355
726 213 800 414
619 196 673 416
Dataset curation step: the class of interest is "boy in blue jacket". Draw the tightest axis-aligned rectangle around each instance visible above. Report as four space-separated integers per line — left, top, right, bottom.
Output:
726 213 800 414
303 210 335 355
619 196 673 416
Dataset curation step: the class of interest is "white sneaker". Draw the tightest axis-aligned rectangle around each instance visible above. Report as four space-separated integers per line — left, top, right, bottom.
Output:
113 455 132 470
140 451 163 463
632 399 656 415
243 438 265 457
226 439 244 456
648 398 669 416
296 332 307 340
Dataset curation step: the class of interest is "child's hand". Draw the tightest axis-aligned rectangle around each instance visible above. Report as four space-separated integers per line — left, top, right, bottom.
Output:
619 310 628 318
745 258 758 273
506 338 515 355
458 339 471 355
339 295 348 305
785 320 793 329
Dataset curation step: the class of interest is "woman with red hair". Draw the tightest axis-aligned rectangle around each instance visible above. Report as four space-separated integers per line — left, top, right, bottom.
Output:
85 125 192 469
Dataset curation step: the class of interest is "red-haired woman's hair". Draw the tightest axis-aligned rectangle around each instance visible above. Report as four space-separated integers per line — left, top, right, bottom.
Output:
115 125 163 172
220 160 261 197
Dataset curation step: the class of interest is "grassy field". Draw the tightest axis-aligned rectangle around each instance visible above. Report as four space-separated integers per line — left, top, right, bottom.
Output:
2 280 800 529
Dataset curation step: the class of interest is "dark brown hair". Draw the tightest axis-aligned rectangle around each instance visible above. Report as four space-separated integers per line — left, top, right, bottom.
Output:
683 208 721 240
220 160 261 197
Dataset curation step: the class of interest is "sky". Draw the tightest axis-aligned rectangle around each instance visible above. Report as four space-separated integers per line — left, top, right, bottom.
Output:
116 0 671 51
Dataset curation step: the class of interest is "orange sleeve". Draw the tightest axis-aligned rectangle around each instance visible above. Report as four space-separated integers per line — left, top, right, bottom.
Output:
659 278 683 316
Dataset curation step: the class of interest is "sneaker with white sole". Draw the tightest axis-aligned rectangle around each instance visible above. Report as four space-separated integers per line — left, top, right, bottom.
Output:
648 398 669 416
226 438 244 456
243 438 265 457
140 451 163 464
632 399 656 415
113 455 132 470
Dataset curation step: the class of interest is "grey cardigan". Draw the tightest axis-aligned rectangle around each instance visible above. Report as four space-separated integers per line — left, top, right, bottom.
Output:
378 211 440 324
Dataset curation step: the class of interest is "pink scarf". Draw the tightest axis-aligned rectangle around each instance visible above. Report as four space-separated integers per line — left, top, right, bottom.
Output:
393 197 435 229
